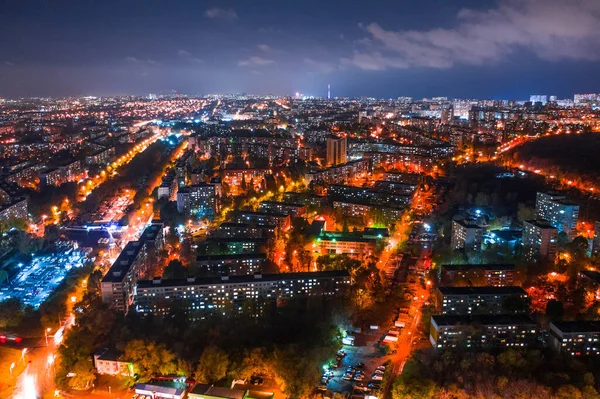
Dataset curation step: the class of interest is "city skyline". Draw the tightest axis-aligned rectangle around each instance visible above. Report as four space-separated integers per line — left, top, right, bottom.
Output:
2 0 600 98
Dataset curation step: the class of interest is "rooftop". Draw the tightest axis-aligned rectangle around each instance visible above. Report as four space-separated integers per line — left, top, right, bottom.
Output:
550 320 600 333
102 241 144 283
453 219 483 229
442 263 516 271
438 286 527 296
196 253 268 262
138 270 351 289
190 384 246 399
524 219 557 229
580 270 600 284
432 314 536 327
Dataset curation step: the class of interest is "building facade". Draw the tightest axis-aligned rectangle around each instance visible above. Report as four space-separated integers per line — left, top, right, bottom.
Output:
439 264 518 287
549 321 600 356
326 136 347 166
195 253 267 276
535 191 579 238
135 271 351 318
430 314 538 349
451 220 484 252
436 286 529 315
523 219 558 262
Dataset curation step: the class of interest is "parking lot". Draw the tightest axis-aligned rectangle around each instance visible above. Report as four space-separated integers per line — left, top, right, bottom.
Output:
0 247 89 308
319 332 390 397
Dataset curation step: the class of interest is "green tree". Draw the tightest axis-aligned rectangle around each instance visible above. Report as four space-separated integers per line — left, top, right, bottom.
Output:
391 376 438 399
0 298 24 328
195 346 230 383
124 339 178 380
517 203 536 223
67 359 96 390
554 385 582 399
163 259 187 279
237 348 270 380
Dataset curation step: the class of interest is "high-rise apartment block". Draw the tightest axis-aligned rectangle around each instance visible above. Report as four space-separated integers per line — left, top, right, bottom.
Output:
535 192 579 238
326 136 347 166
451 220 483 252
523 219 558 262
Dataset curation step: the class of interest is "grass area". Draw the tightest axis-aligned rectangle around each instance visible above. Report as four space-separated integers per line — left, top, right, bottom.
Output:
0 346 27 397
95 374 132 393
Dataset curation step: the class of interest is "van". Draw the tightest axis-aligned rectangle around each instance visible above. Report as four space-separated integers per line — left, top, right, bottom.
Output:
342 336 355 346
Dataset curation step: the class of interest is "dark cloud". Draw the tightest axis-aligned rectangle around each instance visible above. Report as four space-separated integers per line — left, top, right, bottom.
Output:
239 56 274 67
345 0 600 70
177 50 203 64
204 7 238 21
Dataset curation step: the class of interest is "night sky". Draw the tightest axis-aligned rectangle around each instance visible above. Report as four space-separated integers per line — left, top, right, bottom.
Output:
2 0 600 99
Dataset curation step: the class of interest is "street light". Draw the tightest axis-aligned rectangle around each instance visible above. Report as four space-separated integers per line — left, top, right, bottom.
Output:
45 327 51 346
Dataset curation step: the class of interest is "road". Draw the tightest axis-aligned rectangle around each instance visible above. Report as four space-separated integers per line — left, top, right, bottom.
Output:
12 137 180 399
12 314 74 399
383 245 431 399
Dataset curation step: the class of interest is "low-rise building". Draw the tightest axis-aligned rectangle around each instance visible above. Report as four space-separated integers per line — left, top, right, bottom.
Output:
258 201 307 218
235 211 291 231
135 270 351 318
579 270 600 301
86 146 115 165
101 224 163 312
101 241 146 313
211 222 275 239
135 383 185 399
0 197 28 221
195 253 267 276
430 314 538 349
439 264 518 287
93 349 132 376
315 233 377 257
549 321 600 356
204 237 268 254
177 183 219 220
436 286 529 315
332 201 404 224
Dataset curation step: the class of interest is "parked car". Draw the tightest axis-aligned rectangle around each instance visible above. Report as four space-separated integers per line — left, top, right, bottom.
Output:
353 374 365 382
317 383 328 392
354 384 369 392
250 376 264 385
343 373 353 381
354 363 365 370
371 374 384 381
368 382 381 390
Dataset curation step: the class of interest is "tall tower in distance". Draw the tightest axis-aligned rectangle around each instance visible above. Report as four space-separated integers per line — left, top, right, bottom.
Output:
327 84 331 100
